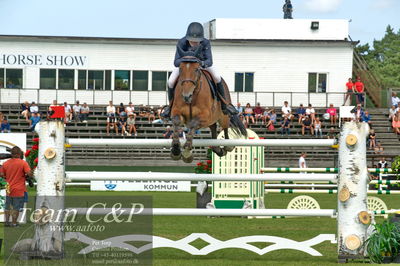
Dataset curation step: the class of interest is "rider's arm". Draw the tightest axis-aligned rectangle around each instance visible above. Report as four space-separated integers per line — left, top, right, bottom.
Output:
174 38 186 67
202 39 213 68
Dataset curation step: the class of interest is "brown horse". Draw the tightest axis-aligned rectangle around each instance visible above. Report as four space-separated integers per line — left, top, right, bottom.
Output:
170 56 247 163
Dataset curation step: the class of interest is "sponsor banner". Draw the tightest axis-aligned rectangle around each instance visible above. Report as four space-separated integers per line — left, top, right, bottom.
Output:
90 180 191 192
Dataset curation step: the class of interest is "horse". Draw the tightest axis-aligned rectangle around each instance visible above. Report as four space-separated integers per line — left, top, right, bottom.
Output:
169 53 247 163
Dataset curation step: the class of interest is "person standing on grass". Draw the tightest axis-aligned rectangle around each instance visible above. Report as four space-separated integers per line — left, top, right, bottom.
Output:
0 146 32 227
298 152 307 173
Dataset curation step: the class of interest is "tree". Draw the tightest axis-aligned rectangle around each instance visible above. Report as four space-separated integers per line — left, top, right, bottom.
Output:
356 25 400 88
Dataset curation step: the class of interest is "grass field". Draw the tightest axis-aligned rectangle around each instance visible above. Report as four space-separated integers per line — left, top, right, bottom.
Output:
1 166 399 266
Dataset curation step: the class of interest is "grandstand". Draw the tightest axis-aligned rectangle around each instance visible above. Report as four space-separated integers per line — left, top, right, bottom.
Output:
2 102 398 167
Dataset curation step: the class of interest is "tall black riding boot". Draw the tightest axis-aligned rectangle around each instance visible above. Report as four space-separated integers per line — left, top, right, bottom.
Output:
161 87 174 118
216 82 238 115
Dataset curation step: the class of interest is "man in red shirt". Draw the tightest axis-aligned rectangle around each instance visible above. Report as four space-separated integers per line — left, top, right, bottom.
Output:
354 77 365 105
0 146 32 227
344 78 354 105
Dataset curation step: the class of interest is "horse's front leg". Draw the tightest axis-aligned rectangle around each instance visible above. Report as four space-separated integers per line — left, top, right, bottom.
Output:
223 128 235 153
170 115 182 160
182 119 199 163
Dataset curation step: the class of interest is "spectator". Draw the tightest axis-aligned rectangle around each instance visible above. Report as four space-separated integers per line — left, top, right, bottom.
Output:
236 103 243 116
72 101 82 122
48 100 58 116
265 117 274 132
0 146 32 227
301 116 314 136
63 102 72 123
1 117 11 133
117 103 126 116
29 102 39 115
118 113 128 136
125 102 136 119
368 129 376 149
353 104 364 122
299 152 307 169
374 141 384 154
296 104 306 124
20 101 30 121
306 104 316 123
377 157 388 169
354 77 365 105
389 105 399 121
80 102 90 123
253 103 264 124
269 109 277 124
244 103 255 125
391 92 400 108
361 110 372 128
392 116 400 135
163 126 173 139
281 101 291 117
148 106 156 123
28 113 40 131
0 112 4 124
106 101 118 135
280 117 291 136
127 113 137 136
314 117 322 138
326 104 338 125
178 128 186 140
327 127 337 139
344 78 354 105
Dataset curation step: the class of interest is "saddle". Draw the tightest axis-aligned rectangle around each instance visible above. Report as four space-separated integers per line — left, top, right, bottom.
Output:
201 70 217 100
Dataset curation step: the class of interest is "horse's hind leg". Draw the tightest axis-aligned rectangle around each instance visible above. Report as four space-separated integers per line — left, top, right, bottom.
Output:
182 119 199 163
223 128 235 152
209 123 226 157
170 115 181 160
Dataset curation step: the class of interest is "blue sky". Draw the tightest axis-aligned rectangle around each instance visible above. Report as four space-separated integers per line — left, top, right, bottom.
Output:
0 0 399 46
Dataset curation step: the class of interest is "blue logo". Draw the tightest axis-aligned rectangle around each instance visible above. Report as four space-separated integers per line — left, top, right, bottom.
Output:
104 182 117 190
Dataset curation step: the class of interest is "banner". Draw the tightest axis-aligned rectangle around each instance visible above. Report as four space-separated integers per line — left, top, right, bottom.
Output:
90 180 191 192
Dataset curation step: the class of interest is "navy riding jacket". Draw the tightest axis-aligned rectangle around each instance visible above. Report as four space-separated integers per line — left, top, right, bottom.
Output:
173 37 213 68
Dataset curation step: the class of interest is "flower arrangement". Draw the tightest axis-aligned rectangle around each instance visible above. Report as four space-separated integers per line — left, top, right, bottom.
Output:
392 155 400 178
194 160 212 174
25 138 39 170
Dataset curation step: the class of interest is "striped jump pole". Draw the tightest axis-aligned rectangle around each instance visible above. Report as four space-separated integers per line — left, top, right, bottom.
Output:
66 171 338 182
66 138 337 147
68 208 336 217
261 167 393 174
265 189 400 194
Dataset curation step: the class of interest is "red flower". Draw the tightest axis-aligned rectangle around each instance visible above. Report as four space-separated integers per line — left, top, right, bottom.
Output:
33 138 39 143
25 150 31 157
196 162 201 166
34 158 38 165
207 160 212 165
32 144 38 150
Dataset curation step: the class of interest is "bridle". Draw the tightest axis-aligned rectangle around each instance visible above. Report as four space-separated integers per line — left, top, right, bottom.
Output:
179 66 201 89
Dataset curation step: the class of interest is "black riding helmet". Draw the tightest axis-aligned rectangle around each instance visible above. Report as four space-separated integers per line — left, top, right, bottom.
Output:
185 22 204 42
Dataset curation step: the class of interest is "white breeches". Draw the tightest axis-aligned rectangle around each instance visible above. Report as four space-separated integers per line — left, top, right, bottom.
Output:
167 66 221 88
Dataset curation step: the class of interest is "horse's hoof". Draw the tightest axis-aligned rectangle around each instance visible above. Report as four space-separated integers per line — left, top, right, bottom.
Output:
182 149 194 163
224 146 235 152
182 155 193 163
171 152 181 160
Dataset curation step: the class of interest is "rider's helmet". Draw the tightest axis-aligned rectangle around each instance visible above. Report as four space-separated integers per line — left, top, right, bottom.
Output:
185 22 204 42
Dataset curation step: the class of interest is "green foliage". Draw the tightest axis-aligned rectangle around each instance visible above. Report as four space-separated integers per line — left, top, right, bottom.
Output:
366 220 400 263
356 25 400 89
392 156 400 178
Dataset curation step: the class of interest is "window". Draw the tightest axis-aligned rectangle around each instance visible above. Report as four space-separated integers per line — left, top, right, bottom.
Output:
0 69 4 88
40 69 56 89
78 70 87 90
5 68 23 88
152 71 170 91
308 73 327 93
58 69 74 89
105 70 111 90
114 70 130 90
132 71 148 91
88 70 104 90
235 72 254 92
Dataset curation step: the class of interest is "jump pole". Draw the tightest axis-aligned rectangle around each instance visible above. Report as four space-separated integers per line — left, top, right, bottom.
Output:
66 138 336 147
261 167 392 174
66 171 337 182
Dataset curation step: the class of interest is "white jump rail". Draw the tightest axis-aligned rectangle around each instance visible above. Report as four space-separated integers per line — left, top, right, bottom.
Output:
261 167 393 173
66 171 338 182
66 138 337 147
69 208 336 217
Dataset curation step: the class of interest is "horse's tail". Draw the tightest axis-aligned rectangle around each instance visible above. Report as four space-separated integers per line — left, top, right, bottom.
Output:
229 114 248 137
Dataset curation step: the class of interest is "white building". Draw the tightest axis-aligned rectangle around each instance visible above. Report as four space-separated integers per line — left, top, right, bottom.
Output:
0 18 353 107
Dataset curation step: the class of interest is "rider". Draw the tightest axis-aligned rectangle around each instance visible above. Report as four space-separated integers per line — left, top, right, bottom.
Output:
162 22 237 117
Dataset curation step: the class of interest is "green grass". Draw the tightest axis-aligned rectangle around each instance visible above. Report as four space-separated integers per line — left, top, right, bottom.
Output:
2 166 399 265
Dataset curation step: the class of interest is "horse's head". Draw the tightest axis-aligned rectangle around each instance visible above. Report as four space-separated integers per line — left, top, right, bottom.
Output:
178 47 202 104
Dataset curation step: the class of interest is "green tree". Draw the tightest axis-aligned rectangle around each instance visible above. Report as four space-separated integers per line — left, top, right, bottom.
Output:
356 25 400 88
